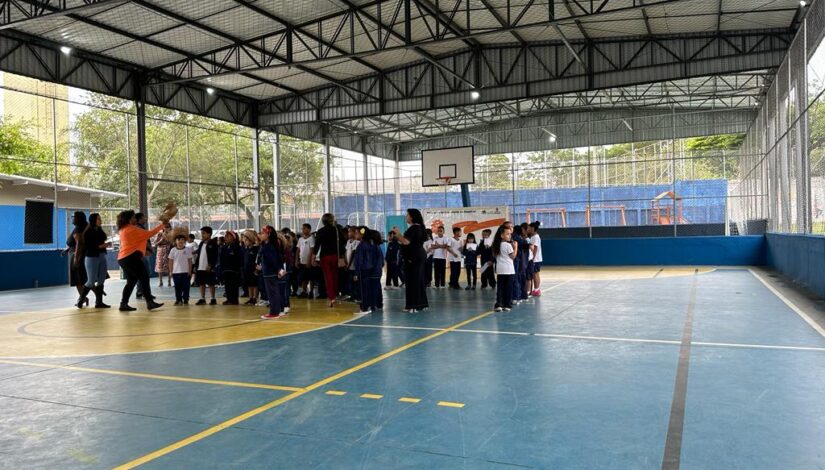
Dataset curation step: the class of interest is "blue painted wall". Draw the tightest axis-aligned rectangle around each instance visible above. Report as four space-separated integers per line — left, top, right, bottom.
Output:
765 233 825 297
543 236 766 266
333 180 728 227
0 250 69 290
0 205 71 250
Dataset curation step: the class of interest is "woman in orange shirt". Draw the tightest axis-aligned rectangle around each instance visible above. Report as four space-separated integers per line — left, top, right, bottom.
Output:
116 209 166 311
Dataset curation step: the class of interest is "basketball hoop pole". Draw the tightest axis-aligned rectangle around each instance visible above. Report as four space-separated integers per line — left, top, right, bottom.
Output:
437 177 452 207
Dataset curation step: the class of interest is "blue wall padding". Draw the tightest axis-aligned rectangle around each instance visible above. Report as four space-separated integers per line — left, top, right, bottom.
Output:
0 250 69 290
765 233 825 297
543 236 766 266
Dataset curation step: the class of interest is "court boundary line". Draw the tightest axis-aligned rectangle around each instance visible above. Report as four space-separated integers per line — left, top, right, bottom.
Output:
748 268 825 338
0 359 303 392
113 309 498 469
0 313 363 360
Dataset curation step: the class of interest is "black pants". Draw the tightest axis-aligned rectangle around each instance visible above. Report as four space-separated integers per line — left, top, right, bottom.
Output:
118 251 152 306
223 270 240 303
481 263 496 288
449 261 461 288
465 266 477 287
172 273 190 302
424 257 433 286
433 258 447 287
386 262 401 286
496 274 514 309
263 275 281 315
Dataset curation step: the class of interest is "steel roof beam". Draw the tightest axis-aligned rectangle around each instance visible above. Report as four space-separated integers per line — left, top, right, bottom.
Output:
259 30 791 126
0 0 126 31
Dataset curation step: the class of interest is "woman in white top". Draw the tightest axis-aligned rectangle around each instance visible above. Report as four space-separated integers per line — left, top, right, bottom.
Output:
526 221 543 296
492 224 517 311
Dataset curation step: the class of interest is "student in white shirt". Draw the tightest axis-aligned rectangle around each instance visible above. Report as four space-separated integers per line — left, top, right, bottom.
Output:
168 234 193 305
345 226 361 301
429 225 453 288
447 227 464 289
492 224 517 311
423 229 434 287
296 223 316 297
526 221 543 297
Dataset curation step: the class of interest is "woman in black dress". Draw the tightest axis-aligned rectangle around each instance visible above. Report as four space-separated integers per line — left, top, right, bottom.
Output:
63 211 88 306
395 208 428 312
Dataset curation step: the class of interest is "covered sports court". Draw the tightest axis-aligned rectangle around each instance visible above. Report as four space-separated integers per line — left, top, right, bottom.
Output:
1 0 825 468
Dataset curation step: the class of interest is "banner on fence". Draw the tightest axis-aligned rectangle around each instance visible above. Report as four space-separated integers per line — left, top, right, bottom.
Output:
419 206 510 237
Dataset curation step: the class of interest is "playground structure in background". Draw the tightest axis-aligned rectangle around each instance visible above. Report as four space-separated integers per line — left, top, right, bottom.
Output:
526 208 567 227
649 191 688 225
585 205 627 226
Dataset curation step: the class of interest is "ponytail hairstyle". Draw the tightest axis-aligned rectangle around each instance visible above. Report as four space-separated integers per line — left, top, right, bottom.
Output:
261 225 276 244
529 220 541 231
492 224 506 257
513 224 524 237
116 210 135 230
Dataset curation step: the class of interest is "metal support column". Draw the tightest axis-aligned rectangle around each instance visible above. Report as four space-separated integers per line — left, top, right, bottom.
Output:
272 133 281 227
394 146 401 213
136 90 148 215
362 141 369 225
251 128 262 231
323 126 332 214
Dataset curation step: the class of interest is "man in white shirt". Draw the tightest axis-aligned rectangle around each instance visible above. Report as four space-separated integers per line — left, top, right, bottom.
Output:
296 223 316 297
447 227 463 289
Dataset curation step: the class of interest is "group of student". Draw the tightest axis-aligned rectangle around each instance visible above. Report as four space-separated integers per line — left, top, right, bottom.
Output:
418 221 543 311
66 207 544 318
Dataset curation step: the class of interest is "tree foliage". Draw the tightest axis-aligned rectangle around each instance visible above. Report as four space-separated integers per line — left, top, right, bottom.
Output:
0 117 55 179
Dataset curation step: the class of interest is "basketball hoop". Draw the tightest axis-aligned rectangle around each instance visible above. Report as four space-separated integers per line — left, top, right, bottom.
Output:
436 176 453 207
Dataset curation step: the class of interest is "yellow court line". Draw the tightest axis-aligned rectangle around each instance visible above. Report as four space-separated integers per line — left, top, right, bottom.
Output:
398 397 421 404
437 401 465 408
325 390 347 396
360 393 384 400
0 359 303 393
114 308 497 469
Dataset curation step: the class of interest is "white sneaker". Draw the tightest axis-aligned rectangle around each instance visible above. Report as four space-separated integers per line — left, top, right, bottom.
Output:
354 310 370 315
283 307 290 313
494 307 503 312
260 300 270 306
503 307 511 312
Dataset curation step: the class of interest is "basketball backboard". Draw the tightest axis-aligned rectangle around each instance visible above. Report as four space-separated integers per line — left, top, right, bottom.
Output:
421 146 474 187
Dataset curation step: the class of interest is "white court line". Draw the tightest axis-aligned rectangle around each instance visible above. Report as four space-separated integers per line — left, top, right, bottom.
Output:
748 268 825 339
692 341 825 352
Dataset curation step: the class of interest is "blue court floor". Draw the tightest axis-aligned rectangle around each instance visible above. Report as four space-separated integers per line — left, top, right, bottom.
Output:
0 267 823 469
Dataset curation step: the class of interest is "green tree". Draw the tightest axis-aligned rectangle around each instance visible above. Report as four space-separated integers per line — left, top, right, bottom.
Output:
0 117 55 180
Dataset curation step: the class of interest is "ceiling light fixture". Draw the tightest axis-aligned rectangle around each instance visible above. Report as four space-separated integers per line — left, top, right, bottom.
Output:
206 88 215 95
470 90 481 100
60 46 72 55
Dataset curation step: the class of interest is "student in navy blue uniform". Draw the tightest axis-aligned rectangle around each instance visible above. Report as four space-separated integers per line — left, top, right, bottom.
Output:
478 229 496 289
385 231 402 289
259 226 286 319
219 231 243 305
462 233 479 290
240 230 259 305
354 227 384 314
512 224 530 302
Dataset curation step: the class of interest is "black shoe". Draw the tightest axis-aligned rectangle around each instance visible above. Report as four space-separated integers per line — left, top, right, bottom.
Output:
465 286 471 290
196 299 206 305
209 298 217 305
119 304 136 312
174 301 183 306
184 299 189 305
223 300 238 305
146 301 164 311
76 286 91 308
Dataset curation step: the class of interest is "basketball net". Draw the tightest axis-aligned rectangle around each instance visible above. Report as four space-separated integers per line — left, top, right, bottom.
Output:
437 176 452 207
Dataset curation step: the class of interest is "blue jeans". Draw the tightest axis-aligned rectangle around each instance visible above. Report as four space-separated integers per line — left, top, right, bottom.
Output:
172 273 191 302
84 254 107 288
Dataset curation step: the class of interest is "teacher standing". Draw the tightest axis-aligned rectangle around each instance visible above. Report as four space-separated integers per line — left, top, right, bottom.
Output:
395 208 428 312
